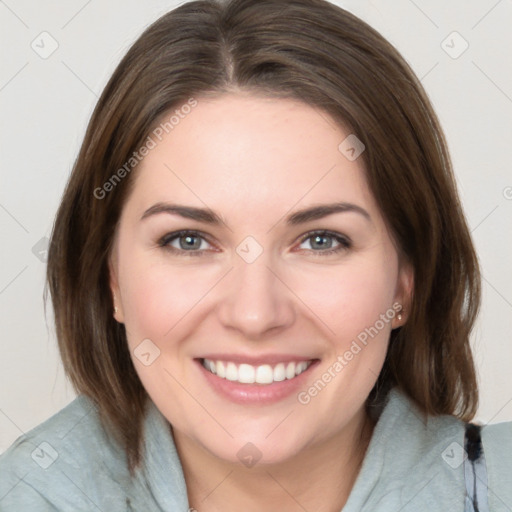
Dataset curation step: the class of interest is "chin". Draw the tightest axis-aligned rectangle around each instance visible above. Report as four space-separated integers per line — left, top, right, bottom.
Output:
194 420 315 467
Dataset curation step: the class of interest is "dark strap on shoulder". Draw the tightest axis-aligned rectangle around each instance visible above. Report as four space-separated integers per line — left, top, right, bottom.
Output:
464 423 490 512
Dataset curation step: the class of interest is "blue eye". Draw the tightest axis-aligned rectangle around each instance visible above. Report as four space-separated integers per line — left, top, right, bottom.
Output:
158 230 213 256
158 229 351 257
297 230 351 255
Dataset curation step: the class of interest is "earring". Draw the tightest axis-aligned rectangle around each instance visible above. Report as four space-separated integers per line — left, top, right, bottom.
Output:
114 306 118 314
113 293 118 315
397 309 403 321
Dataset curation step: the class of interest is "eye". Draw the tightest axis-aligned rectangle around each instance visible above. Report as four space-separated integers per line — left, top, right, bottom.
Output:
157 229 351 257
158 230 214 256
296 230 351 255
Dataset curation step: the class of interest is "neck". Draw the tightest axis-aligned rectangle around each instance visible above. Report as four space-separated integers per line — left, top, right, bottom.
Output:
173 407 375 512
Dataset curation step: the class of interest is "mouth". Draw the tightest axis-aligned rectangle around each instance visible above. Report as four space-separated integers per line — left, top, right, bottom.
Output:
195 356 320 404
201 358 314 385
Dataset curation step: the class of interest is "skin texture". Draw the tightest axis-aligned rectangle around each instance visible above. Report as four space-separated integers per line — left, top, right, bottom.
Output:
109 91 413 511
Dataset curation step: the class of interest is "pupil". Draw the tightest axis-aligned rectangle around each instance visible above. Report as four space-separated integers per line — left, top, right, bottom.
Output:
177 235 334 251
313 235 331 249
181 235 200 250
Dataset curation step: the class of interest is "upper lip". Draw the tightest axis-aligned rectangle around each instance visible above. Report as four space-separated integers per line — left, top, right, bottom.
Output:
197 353 319 366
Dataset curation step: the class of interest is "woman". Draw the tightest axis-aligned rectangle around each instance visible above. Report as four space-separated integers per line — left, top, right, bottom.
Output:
0 0 510 510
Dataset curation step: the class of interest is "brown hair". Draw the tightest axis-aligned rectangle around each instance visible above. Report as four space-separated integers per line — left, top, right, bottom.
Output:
46 0 481 474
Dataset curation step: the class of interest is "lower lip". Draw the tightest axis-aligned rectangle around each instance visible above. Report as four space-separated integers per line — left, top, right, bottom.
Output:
195 359 319 405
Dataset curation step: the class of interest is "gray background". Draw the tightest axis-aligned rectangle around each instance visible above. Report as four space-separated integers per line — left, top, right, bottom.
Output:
1 0 511 453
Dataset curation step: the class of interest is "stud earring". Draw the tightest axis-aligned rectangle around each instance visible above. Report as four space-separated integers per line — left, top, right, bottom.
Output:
397 309 403 322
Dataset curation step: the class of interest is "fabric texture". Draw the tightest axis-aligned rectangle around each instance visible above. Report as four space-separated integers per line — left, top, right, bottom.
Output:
0 387 510 511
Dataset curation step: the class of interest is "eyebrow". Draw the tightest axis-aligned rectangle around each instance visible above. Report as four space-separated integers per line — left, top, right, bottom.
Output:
140 201 371 226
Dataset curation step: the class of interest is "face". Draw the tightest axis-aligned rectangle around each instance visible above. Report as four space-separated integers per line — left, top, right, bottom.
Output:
109 92 412 465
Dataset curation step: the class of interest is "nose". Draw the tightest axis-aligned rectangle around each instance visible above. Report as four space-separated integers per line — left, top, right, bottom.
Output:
216 252 296 339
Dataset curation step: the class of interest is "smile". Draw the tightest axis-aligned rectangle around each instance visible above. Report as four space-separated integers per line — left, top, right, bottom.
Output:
201 358 314 385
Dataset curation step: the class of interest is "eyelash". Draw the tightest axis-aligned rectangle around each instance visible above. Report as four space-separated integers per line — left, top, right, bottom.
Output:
157 230 352 257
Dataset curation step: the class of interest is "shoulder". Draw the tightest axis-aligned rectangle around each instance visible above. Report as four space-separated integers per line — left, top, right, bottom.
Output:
370 389 512 510
480 420 512 509
360 388 470 510
480 418 512 450
0 395 132 510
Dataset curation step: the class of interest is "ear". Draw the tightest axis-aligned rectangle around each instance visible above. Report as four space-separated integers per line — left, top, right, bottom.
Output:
392 259 414 329
108 248 125 324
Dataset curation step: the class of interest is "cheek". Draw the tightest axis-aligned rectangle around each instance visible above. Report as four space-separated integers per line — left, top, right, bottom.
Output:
290 254 398 346
117 249 219 343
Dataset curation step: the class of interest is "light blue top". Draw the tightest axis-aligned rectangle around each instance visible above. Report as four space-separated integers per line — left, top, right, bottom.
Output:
1 387 510 511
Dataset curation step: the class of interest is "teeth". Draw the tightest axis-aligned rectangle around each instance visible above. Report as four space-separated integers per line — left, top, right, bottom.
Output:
226 362 238 381
295 361 308 375
286 362 295 379
273 363 286 382
201 358 312 385
217 361 226 378
238 364 255 383
256 365 273 384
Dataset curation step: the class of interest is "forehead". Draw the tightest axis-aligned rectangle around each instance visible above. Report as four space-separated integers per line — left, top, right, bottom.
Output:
127 92 376 221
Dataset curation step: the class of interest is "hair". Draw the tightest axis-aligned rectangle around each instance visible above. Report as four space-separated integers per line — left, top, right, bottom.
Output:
46 0 481 475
